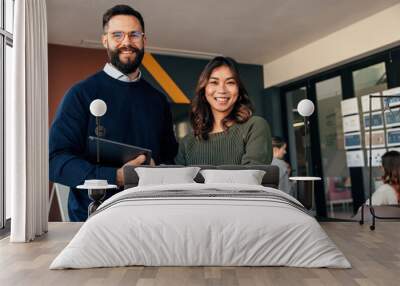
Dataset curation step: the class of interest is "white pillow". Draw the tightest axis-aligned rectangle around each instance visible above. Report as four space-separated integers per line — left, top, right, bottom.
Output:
135 167 201 186
200 169 266 185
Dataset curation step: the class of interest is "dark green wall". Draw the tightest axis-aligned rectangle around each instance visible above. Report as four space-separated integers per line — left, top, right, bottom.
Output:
140 54 265 123
263 87 284 138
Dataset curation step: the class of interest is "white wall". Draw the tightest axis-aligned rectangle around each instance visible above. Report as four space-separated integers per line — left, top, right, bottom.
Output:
263 3 400 87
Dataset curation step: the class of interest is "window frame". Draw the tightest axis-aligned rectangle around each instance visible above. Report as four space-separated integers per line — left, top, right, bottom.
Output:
0 0 13 233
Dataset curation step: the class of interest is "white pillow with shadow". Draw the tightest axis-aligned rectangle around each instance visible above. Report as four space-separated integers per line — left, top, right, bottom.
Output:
200 169 266 185
135 167 201 186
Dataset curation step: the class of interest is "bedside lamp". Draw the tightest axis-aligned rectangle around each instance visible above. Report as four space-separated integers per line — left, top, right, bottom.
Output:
297 99 315 175
77 99 117 216
297 99 315 117
89 99 107 163
290 99 321 214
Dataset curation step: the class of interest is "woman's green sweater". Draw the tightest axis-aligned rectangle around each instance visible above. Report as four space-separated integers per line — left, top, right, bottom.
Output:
175 116 272 165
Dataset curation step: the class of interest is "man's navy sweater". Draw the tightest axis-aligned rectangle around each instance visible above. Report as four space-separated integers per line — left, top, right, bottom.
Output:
49 71 178 221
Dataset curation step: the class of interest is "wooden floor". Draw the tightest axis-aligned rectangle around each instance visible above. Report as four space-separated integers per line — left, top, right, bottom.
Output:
0 222 399 286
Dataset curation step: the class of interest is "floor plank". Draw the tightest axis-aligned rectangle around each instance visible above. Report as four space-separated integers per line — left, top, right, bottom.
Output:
0 222 399 286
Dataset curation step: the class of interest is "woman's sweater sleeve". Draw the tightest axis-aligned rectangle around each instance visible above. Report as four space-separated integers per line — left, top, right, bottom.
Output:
241 117 272 165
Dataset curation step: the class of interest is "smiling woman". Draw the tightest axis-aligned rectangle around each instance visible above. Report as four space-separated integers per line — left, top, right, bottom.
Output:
175 56 272 166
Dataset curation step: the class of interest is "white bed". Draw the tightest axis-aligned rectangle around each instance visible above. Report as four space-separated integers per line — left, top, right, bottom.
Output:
50 183 351 269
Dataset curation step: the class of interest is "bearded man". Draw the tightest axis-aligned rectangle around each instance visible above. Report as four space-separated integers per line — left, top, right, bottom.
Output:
49 5 178 221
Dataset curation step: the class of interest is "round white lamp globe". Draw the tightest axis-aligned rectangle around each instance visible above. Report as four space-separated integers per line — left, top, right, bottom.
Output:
90 99 107 117
297 99 315 117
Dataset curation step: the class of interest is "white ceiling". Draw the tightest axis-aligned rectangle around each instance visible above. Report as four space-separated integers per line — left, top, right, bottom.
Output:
47 0 400 64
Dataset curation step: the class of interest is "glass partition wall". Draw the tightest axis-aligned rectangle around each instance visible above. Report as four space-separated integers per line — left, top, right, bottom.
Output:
353 62 388 200
279 46 400 219
315 77 353 218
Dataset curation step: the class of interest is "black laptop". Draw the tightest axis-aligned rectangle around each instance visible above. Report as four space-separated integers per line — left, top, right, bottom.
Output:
88 136 152 166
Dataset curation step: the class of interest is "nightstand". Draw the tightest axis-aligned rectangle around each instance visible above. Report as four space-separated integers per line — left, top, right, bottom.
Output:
77 180 117 216
289 176 321 213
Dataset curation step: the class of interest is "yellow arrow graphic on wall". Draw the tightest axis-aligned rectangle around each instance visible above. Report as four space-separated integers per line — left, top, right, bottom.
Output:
142 53 191 104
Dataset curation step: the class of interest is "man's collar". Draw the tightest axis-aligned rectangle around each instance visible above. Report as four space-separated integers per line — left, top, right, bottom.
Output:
103 63 142 82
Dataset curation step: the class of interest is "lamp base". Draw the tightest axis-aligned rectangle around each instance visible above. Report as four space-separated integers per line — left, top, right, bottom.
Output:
87 188 107 216
296 180 314 209
290 176 321 213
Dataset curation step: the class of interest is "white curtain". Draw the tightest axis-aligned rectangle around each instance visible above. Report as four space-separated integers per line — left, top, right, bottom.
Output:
7 0 49 242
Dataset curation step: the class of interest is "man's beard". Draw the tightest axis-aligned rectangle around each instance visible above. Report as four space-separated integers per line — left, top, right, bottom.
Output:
108 45 144 75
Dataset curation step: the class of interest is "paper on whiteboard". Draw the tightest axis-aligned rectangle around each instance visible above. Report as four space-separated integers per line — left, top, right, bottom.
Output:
346 150 364 167
361 93 381 112
342 114 360 133
366 148 387 167
384 108 400 128
344 132 362 150
382 87 400 108
363 111 384 129
387 127 400 146
341 98 358 116
365 130 385 148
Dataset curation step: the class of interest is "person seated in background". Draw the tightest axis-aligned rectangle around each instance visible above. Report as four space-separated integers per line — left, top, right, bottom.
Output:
366 150 400 205
271 137 294 196
175 56 272 165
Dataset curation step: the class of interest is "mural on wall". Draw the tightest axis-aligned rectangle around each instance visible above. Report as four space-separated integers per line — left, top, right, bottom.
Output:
142 53 190 104
48 45 265 139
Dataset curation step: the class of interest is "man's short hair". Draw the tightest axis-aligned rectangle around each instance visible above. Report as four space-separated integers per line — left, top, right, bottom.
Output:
103 5 145 32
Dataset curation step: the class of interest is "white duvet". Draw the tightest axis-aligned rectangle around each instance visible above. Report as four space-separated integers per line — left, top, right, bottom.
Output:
50 183 351 269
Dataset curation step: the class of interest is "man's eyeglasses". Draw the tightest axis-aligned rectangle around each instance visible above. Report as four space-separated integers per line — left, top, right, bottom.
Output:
106 31 145 43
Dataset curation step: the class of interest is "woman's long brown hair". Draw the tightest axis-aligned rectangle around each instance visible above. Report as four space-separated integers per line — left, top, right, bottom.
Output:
190 56 253 140
382 150 400 201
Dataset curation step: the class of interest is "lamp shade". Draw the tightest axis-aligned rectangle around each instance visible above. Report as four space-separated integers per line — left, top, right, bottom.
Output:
297 99 314 117
90 99 107 117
